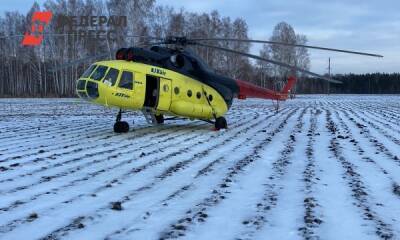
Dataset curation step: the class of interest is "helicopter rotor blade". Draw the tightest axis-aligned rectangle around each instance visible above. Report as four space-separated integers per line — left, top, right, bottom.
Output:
2 34 163 40
47 41 160 73
124 35 163 41
2 33 162 72
47 52 111 73
191 38 383 58
194 42 342 84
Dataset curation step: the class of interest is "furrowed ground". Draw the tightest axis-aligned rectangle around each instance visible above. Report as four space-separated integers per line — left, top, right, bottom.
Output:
0 95 399 240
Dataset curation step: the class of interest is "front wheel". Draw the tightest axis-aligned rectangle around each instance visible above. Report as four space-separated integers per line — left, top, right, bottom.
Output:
215 117 227 130
114 121 129 133
155 114 164 124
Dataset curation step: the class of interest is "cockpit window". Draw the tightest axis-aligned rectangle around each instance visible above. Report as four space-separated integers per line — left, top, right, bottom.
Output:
119 71 134 90
103 68 120 86
90 65 108 81
81 65 97 78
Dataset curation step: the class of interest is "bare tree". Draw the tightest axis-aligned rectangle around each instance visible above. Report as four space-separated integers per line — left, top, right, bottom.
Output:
294 34 310 93
268 21 310 92
257 44 273 88
269 21 297 80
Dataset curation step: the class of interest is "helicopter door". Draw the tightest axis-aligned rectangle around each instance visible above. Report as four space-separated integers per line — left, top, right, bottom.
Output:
157 78 172 111
114 70 135 108
144 75 159 108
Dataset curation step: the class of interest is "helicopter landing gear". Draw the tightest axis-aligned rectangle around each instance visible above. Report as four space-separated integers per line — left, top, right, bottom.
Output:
114 121 129 133
114 109 130 133
155 114 164 124
214 116 227 130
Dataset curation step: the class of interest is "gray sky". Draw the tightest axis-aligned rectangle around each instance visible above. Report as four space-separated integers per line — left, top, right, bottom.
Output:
157 0 398 74
2 0 398 74
0 0 33 15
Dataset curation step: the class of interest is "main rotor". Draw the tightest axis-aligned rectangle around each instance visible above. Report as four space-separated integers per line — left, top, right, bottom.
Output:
47 33 383 84
147 35 382 84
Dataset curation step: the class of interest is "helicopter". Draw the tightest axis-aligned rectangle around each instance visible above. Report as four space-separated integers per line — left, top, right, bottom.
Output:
68 36 382 133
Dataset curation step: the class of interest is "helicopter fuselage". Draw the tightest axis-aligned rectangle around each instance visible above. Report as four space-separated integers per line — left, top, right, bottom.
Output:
76 60 229 120
62 36 379 132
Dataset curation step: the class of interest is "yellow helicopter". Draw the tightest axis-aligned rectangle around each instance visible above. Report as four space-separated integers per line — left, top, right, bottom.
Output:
68 36 382 133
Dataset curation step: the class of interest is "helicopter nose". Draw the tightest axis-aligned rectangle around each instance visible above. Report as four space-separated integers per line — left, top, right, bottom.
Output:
76 79 99 100
86 81 99 99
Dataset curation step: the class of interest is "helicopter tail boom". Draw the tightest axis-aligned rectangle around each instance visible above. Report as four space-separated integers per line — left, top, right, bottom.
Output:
236 76 296 101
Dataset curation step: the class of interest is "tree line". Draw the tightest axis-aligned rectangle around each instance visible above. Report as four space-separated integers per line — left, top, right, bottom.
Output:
0 0 398 97
298 73 400 94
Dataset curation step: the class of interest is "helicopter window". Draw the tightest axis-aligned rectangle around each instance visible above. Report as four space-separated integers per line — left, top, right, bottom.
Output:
208 94 213 102
77 91 88 99
119 71 134 90
76 80 86 90
90 65 108 81
103 68 119 86
196 92 201 99
81 65 97 78
187 90 192 97
174 87 180 95
163 84 169 92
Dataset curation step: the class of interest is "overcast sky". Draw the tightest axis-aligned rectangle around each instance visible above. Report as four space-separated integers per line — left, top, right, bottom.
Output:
2 0 399 74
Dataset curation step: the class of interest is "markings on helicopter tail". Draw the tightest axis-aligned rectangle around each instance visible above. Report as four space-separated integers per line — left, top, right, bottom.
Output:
151 67 166 76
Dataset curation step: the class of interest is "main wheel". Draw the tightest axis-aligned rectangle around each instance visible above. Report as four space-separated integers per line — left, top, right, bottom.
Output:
215 117 227 130
155 114 164 124
114 121 129 133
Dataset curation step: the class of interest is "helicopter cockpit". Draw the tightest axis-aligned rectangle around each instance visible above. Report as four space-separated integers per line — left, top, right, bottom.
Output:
76 62 137 110
76 64 104 100
76 64 126 98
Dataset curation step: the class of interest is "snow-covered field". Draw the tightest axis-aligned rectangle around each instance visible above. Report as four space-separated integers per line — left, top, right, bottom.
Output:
0 95 399 240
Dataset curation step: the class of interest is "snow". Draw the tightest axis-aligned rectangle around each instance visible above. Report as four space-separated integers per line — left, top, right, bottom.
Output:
0 95 399 240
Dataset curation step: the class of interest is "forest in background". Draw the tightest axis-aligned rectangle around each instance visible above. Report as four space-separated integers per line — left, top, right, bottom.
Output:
0 0 399 97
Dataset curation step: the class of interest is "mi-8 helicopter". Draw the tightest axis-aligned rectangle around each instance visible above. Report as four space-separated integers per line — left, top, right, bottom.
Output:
67 36 382 133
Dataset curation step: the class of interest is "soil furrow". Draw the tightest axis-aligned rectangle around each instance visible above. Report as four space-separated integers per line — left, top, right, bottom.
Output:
0 107 277 237
326 110 394 239
158 108 304 239
33 108 295 240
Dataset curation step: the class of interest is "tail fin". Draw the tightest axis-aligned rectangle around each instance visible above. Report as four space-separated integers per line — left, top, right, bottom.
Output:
281 76 297 95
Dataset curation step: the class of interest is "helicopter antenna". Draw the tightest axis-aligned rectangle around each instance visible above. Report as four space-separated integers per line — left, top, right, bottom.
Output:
327 57 331 95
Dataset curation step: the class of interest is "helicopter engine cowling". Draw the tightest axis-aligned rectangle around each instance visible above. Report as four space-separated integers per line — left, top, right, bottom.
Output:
115 48 127 60
170 54 185 68
116 47 166 64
